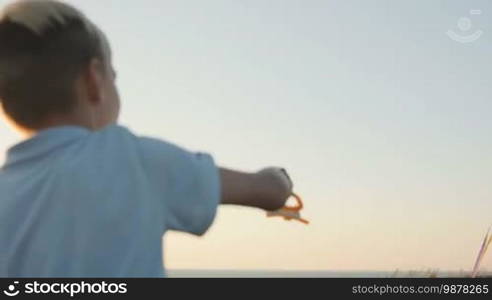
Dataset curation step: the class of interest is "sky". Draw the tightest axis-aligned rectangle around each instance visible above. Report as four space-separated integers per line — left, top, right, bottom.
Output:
0 0 491 272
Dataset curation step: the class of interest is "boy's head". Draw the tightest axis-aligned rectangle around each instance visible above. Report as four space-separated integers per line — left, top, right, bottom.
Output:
0 0 119 134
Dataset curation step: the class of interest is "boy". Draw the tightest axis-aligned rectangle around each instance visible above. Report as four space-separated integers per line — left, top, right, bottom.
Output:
0 0 293 277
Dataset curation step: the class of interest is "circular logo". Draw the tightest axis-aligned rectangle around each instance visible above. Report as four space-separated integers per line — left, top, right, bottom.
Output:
457 17 472 31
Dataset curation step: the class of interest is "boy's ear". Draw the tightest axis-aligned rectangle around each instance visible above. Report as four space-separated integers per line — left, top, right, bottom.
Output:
83 58 106 105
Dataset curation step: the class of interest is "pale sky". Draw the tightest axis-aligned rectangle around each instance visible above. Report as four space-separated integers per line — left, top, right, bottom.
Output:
0 0 491 272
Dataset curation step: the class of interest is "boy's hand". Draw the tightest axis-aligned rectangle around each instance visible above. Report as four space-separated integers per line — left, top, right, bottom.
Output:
255 167 293 210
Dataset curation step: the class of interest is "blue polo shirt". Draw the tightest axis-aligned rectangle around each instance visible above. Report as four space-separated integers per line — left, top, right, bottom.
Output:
0 125 220 277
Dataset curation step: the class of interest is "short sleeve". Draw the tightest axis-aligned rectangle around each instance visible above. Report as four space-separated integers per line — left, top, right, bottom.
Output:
138 137 221 236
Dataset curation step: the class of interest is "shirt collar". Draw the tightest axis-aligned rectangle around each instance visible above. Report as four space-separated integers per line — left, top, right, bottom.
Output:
4 126 91 168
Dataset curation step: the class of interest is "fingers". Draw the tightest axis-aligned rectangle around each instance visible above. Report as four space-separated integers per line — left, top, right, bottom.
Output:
260 167 309 225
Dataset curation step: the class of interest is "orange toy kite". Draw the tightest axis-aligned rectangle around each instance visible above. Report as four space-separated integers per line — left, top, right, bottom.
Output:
266 193 309 224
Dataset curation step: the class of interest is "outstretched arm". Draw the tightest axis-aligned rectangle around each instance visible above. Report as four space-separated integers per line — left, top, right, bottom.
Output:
219 167 293 211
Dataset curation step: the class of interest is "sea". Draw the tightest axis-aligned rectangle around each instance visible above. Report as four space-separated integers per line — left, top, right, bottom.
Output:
166 270 482 278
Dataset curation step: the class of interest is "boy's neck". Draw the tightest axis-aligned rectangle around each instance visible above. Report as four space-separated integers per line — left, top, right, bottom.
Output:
19 115 97 138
